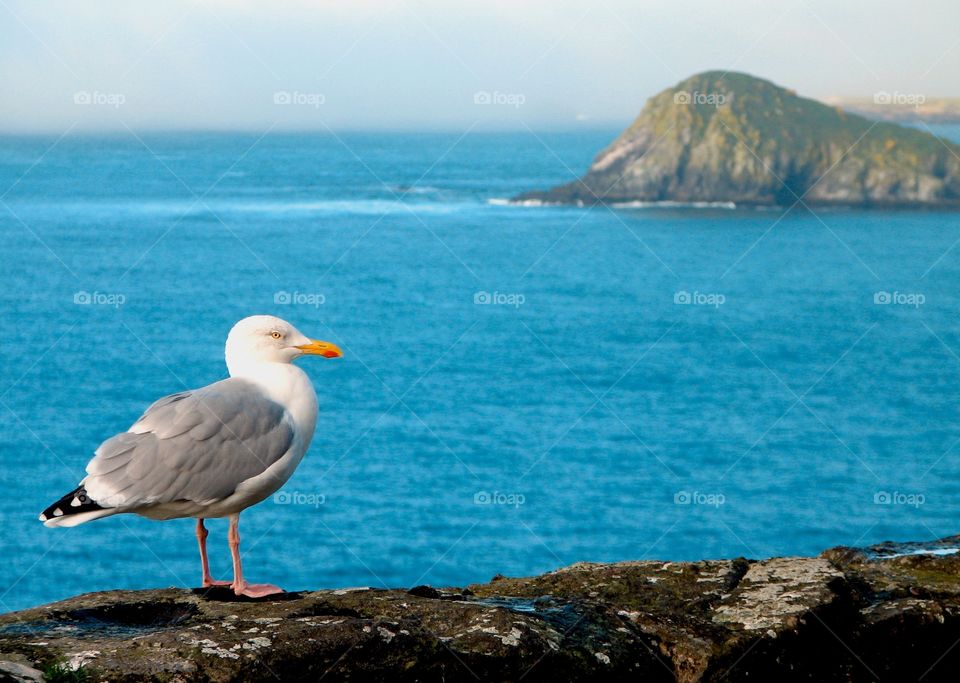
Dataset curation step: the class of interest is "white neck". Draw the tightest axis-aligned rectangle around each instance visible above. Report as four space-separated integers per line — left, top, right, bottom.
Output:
229 361 319 451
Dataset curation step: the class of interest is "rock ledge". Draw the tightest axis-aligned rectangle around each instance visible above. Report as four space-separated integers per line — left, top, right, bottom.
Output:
3 536 960 681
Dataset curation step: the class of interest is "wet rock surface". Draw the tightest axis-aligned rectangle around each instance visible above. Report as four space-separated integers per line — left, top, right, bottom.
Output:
3 537 960 681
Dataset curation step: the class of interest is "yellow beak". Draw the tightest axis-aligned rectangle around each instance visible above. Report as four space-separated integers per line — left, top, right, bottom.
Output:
296 339 343 358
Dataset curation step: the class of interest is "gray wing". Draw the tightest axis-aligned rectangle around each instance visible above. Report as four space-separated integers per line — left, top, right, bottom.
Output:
82 378 295 509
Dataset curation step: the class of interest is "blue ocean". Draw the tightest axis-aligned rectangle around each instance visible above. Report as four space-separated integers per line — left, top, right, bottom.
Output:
2 127 960 612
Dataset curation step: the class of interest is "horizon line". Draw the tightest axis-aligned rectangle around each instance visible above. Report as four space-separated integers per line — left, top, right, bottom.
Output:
0 122 632 136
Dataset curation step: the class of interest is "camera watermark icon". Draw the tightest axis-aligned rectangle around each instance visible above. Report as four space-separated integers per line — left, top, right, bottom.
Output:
873 91 926 109
274 290 325 307
873 291 924 307
673 90 727 108
73 291 126 308
873 490 924 507
273 490 325 507
674 490 725 507
474 490 525 507
474 291 525 308
674 290 725 308
473 90 526 108
73 91 126 108
273 91 325 108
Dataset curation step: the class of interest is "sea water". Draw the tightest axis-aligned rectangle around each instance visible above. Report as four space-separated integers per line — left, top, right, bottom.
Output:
1 127 959 611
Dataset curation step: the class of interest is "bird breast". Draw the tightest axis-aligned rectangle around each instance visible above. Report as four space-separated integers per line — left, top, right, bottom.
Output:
234 362 319 452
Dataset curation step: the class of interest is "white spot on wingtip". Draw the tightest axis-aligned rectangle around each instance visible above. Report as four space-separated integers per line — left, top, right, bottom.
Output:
70 497 82 507
53 508 63 517
38 513 47 521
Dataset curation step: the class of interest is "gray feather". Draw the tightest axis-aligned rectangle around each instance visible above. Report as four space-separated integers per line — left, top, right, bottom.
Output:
83 378 295 508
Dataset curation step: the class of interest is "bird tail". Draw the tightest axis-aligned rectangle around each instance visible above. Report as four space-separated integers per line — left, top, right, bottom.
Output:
39 485 117 528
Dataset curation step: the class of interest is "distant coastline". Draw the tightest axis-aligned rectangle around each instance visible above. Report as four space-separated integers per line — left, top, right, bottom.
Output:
821 96 960 125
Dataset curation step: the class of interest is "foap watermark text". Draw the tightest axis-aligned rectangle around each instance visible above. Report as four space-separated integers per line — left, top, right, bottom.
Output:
474 491 525 507
874 291 924 307
674 90 727 108
873 91 926 109
275 291 325 307
74 291 125 308
273 91 325 108
674 490 725 507
473 91 525 108
274 490 325 507
74 91 125 108
675 290 725 307
475 291 524 308
874 490 924 507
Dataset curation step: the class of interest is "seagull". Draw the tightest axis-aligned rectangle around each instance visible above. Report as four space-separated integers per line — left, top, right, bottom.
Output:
39 315 342 598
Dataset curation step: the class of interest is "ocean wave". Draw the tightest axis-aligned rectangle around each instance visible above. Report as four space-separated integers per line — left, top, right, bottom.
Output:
880 547 959 559
388 184 445 195
10 197 472 218
487 198 575 207
214 198 467 215
489 198 738 209
611 200 737 209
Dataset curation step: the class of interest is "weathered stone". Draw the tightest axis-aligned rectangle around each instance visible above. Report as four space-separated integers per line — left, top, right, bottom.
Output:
712 557 843 630
0 657 43 683
3 536 960 681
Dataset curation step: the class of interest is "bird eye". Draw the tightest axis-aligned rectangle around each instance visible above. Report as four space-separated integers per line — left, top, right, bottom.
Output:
270 331 282 339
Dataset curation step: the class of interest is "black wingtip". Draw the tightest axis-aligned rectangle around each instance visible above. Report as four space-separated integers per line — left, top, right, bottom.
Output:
40 485 104 522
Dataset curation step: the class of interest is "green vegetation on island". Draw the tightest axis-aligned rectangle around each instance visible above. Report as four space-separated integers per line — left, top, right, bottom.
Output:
517 71 960 208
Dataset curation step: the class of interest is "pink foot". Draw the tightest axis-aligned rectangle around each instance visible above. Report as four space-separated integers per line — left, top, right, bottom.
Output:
202 579 233 588
233 582 285 598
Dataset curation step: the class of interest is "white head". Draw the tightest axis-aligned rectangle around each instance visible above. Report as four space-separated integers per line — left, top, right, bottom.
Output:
224 315 342 376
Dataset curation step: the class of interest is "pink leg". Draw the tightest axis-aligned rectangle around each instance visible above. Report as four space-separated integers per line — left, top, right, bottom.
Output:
196 519 231 588
228 513 284 598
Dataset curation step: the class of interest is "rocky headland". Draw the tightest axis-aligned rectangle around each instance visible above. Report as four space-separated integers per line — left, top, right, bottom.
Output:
516 71 960 208
3 535 960 681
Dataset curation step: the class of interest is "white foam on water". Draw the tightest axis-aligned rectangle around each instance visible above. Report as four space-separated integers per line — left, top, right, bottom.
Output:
390 185 443 195
487 198 574 207
881 547 960 559
611 200 737 209
488 198 738 209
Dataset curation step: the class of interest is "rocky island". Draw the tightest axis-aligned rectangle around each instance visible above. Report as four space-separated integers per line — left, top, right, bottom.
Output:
3 535 960 681
516 71 960 208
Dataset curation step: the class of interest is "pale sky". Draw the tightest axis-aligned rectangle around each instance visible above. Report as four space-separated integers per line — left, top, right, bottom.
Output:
1 0 957 131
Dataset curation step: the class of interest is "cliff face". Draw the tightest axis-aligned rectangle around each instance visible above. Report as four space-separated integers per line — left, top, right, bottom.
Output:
3 536 960 681
517 71 960 208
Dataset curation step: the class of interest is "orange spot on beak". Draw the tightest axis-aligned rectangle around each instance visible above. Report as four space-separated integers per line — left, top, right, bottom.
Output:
296 340 343 358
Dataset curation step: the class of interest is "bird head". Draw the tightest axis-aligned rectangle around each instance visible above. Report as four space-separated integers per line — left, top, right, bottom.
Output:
225 315 342 374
